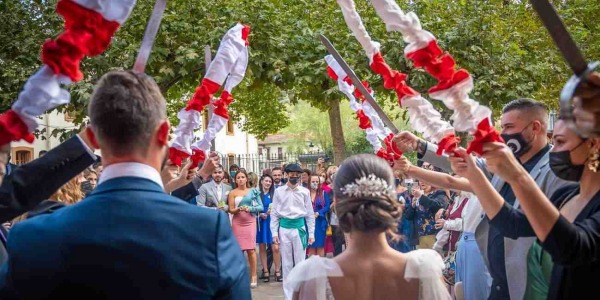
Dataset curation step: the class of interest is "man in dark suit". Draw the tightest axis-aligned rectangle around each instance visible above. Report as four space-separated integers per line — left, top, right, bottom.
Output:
0 71 250 299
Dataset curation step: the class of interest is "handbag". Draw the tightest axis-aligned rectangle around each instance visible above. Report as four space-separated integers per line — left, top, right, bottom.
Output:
326 225 332 237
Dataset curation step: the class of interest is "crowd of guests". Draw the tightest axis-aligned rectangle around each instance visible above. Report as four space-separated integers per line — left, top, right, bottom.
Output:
192 160 342 288
0 70 599 300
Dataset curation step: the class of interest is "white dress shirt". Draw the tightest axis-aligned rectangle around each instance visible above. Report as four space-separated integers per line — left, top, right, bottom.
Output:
215 183 223 201
270 184 316 239
98 162 164 189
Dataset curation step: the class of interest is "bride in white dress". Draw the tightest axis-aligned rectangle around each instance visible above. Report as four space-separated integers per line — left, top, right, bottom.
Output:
285 154 451 300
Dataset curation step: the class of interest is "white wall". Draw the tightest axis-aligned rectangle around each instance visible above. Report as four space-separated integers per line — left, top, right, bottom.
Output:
195 117 258 156
11 111 77 161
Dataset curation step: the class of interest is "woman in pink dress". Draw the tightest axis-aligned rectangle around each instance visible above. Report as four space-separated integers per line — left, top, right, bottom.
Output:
228 170 264 288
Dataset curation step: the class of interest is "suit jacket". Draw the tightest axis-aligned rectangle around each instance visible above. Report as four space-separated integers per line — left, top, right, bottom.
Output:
422 142 570 300
0 136 95 223
0 177 251 300
197 181 232 208
171 177 203 205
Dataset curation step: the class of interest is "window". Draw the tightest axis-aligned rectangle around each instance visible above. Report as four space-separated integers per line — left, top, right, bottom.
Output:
266 147 271 159
12 147 33 165
226 118 235 135
278 147 283 160
64 111 75 122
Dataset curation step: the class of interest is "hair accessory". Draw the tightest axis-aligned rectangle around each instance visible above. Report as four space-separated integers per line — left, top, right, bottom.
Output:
341 174 394 198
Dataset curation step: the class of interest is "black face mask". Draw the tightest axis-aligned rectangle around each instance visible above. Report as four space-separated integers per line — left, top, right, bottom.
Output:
288 177 300 185
501 122 534 158
549 141 587 182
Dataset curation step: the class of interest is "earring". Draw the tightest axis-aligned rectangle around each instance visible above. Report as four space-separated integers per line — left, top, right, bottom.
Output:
588 146 599 173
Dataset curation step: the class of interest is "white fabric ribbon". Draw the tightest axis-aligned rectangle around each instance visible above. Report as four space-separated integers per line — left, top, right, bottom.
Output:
11 66 72 132
370 0 492 135
170 108 202 155
73 0 137 24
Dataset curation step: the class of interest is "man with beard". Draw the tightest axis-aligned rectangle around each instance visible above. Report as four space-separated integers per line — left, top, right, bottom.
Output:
271 167 285 189
197 164 231 211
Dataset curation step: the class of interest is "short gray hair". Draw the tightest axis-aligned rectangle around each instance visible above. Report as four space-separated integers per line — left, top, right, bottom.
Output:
88 71 166 157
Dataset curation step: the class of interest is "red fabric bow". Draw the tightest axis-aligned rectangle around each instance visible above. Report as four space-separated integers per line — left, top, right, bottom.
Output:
353 81 372 100
466 118 504 155
0 110 35 145
168 147 190 167
190 149 206 169
241 25 251 46
356 110 372 129
213 91 234 119
42 0 120 81
383 133 403 159
436 133 460 156
370 52 419 105
326 66 339 81
405 40 471 94
186 79 221 112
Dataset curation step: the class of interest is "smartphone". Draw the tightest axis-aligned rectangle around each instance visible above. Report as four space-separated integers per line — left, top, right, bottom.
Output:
404 178 414 194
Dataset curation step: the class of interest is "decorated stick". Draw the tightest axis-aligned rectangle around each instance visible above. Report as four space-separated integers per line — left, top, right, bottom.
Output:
321 39 403 163
335 0 458 155
169 23 250 167
370 0 503 155
0 0 137 145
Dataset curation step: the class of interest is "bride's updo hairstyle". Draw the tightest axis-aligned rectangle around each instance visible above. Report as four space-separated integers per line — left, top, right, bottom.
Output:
333 154 401 234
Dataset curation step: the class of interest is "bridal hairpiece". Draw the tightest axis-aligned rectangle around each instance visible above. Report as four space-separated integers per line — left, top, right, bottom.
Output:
341 174 394 198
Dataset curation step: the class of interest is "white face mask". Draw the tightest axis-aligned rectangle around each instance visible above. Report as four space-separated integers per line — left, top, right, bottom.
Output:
310 183 319 190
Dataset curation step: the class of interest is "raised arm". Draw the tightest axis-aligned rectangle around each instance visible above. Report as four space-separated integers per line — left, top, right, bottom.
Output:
0 133 96 223
395 156 472 192
248 189 264 214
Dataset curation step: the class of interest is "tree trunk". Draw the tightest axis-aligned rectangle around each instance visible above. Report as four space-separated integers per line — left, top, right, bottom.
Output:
327 98 346 165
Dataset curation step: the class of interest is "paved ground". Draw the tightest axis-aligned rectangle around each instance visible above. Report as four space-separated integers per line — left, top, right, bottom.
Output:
251 280 285 299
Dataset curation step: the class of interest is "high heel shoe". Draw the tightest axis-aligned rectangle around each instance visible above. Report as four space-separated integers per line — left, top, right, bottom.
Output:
260 269 269 280
250 276 258 288
275 271 283 282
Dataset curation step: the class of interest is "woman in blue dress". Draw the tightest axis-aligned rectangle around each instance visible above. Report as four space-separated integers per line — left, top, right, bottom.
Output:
307 175 330 257
256 174 281 282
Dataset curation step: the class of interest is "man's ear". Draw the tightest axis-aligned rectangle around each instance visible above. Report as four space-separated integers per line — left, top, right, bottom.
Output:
86 127 100 149
156 120 170 146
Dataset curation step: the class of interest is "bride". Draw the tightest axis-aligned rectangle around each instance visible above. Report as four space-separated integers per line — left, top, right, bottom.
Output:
286 154 451 300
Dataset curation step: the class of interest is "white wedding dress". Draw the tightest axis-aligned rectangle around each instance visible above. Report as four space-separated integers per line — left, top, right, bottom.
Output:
285 249 451 300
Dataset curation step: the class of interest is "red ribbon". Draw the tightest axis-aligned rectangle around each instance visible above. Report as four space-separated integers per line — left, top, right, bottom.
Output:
353 81 372 101
466 118 504 155
405 40 471 94
213 90 234 119
241 25 251 46
190 149 206 169
0 110 35 145
384 133 403 159
326 66 340 81
42 0 120 81
436 133 460 156
370 52 419 105
356 110 372 129
186 78 221 112
168 147 190 167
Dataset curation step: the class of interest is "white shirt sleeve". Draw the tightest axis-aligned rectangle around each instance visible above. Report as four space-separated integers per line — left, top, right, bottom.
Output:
443 218 463 231
270 188 281 238
304 190 316 239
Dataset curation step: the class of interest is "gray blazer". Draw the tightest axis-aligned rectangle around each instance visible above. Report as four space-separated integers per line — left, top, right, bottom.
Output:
422 143 570 300
197 181 232 209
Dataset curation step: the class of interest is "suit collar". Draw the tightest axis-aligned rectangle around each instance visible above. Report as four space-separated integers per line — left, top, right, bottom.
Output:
90 177 165 196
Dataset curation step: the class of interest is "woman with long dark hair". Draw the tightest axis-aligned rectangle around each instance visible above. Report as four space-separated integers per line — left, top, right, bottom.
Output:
256 174 282 282
307 175 330 257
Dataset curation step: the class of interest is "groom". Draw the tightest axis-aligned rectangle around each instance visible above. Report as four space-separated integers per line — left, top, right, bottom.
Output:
271 163 315 300
0 71 251 299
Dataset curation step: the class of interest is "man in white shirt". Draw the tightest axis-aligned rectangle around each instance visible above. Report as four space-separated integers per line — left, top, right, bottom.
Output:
270 163 315 300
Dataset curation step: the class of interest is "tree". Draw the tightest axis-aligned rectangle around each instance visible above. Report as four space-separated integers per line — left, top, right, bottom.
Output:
2 0 599 157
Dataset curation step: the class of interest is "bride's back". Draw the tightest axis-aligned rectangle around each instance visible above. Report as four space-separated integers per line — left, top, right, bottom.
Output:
329 246 419 300
289 155 448 300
